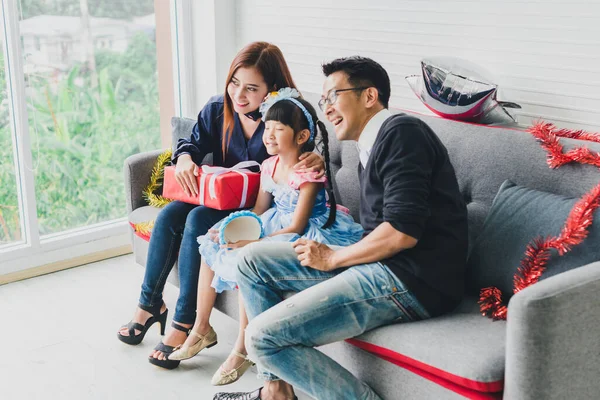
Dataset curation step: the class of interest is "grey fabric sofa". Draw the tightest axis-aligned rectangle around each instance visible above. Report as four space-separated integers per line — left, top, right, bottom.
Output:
124 93 600 399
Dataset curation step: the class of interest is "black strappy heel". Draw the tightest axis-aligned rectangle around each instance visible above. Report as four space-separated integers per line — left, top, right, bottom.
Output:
148 322 190 370
117 303 168 345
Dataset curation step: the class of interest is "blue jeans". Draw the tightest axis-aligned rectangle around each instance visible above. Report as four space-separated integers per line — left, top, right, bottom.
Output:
138 201 231 324
236 242 431 400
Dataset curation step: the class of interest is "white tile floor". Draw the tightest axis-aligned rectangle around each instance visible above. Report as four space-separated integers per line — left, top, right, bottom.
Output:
0 255 311 400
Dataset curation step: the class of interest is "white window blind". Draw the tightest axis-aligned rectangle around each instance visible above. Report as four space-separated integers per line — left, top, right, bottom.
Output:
236 0 600 131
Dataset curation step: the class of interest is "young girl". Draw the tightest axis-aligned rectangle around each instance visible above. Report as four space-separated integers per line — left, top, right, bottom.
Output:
168 88 364 385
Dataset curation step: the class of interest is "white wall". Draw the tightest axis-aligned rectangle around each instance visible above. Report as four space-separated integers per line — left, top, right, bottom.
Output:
187 0 237 116
230 0 600 132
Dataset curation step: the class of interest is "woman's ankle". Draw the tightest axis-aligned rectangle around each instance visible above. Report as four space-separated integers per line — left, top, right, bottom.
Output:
172 320 193 328
137 302 166 316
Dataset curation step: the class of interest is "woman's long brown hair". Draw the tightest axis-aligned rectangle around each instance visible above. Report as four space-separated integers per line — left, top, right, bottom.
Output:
222 42 297 159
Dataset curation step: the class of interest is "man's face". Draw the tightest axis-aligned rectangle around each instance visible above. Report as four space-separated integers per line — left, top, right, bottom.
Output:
321 71 368 142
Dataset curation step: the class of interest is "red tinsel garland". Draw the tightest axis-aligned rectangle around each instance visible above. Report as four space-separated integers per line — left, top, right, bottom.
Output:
551 125 600 144
479 122 600 321
529 122 600 169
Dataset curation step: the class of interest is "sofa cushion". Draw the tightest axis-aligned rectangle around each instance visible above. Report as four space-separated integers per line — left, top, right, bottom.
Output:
129 205 161 241
171 116 213 165
347 297 505 393
466 180 600 299
129 205 161 223
170 116 196 153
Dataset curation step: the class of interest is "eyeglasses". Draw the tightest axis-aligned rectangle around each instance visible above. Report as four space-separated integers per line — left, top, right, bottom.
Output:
318 87 370 111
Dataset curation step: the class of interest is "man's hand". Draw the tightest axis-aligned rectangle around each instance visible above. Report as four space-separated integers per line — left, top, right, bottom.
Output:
294 152 326 179
292 238 336 271
174 154 199 196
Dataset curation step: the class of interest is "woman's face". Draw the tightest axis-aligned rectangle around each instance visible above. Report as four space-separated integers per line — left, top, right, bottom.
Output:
227 67 269 115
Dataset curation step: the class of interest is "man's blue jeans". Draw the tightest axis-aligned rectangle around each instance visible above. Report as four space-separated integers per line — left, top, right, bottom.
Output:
236 242 430 400
138 201 230 324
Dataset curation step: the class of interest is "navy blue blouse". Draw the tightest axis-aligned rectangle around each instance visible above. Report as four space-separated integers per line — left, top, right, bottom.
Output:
172 95 269 168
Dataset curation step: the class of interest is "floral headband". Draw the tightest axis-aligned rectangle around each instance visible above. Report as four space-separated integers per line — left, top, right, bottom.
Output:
259 87 316 142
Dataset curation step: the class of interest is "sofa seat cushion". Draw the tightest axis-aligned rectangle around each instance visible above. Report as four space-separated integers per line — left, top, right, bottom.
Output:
347 297 505 393
129 206 162 241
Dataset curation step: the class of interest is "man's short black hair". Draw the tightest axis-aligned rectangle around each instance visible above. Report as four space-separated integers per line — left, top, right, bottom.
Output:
322 56 391 108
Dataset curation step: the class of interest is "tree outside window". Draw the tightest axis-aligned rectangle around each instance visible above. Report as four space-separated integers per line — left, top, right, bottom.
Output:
0 0 161 243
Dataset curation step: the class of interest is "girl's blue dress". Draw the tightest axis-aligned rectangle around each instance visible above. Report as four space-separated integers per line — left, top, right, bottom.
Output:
197 156 364 293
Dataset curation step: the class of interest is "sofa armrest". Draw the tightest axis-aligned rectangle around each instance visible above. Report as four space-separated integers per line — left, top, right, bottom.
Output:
504 261 600 400
124 149 164 214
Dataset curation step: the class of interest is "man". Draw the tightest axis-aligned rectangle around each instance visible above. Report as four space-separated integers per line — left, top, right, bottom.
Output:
214 57 468 400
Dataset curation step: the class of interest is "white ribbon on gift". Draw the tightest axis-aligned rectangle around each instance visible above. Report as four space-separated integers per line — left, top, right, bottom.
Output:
199 161 261 208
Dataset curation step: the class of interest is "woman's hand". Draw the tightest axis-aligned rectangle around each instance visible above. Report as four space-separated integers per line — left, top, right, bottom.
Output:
294 152 326 179
221 239 259 250
175 154 199 196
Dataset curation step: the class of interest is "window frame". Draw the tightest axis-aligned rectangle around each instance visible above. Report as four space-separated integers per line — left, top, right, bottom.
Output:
0 0 185 279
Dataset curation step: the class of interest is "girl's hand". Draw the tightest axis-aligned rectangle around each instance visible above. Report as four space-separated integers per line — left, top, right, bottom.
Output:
294 152 326 179
221 239 259 250
175 154 200 196
208 229 220 244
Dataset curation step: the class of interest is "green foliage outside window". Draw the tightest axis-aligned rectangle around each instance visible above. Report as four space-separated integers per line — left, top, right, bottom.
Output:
0 29 161 242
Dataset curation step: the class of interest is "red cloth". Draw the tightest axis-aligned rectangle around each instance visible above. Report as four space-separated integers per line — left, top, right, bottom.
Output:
347 339 504 397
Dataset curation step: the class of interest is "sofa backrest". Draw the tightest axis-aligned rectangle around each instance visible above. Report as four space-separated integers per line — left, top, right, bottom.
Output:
172 94 600 295
303 92 600 296
171 117 214 165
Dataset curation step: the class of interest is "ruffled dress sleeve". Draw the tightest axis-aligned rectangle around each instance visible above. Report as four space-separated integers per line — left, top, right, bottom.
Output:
260 156 279 194
288 170 327 190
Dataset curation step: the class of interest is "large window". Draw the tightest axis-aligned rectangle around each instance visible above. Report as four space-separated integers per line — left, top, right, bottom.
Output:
21 0 160 235
1 0 179 275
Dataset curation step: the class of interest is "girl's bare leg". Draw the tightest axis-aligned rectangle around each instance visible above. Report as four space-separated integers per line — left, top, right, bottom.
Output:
180 259 218 347
220 292 250 371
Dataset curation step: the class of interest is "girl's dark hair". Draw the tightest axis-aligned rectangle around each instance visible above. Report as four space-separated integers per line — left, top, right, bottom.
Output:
222 42 297 159
265 98 337 229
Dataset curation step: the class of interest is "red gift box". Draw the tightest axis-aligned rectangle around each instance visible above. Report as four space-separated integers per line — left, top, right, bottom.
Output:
162 161 261 210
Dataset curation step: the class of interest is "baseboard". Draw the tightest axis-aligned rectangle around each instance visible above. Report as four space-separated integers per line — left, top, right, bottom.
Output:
0 245 133 285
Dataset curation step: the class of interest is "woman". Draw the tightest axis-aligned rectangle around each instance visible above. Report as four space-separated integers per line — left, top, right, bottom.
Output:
117 42 324 370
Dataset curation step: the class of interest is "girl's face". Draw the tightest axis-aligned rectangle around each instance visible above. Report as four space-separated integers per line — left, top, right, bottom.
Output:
227 67 269 115
263 120 310 156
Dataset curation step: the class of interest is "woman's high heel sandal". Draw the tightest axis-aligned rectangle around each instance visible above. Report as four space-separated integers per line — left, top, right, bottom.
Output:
148 322 190 370
211 350 255 386
168 326 218 361
117 303 167 345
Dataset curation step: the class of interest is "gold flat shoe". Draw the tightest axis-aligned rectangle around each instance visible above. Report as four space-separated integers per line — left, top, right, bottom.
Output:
211 350 255 386
168 326 217 361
